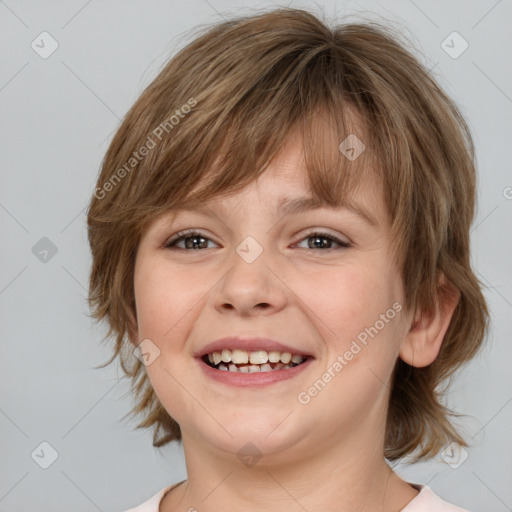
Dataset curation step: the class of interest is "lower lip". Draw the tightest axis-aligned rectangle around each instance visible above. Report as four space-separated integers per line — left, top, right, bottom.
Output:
196 357 313 387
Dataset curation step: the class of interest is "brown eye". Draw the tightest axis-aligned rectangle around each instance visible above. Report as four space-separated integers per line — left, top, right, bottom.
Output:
165 230 217 250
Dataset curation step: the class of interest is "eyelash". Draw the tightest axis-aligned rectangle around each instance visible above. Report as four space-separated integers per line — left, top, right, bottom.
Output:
165 229 351 251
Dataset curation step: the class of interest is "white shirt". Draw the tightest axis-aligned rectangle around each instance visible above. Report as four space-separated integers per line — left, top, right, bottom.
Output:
122 481 470 511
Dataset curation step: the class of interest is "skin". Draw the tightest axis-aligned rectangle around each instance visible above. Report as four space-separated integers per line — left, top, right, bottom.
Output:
130 132 459 512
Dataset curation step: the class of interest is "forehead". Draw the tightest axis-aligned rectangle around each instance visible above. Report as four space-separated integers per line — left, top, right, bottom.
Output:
177 192 379 229
209 136 383 224
153 105 388 232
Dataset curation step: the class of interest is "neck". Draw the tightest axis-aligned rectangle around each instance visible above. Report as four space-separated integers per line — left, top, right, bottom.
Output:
161 425 418 512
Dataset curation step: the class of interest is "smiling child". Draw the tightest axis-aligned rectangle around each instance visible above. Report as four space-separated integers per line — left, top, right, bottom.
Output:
87 7 489 512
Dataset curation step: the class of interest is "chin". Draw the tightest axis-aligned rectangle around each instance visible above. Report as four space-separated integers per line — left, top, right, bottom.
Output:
185 413 311 465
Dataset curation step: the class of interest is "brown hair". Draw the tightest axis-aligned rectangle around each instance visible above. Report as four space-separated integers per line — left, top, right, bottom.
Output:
86 7 490 461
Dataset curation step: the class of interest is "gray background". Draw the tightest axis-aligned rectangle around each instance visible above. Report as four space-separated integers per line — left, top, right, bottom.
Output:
1 0 511 511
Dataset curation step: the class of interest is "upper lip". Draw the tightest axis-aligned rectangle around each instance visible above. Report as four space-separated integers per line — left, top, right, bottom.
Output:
195 337 314 358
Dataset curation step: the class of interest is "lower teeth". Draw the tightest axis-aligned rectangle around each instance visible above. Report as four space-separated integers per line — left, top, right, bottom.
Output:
212 361 300 373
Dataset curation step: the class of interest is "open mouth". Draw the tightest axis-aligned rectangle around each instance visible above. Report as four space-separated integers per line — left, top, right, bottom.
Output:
201 349 309 373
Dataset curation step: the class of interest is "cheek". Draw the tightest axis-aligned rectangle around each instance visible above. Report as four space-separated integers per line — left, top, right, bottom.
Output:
300 265 404 425
133 257 221 356
297 262 401 343
132 259 204 423
133 258 194 340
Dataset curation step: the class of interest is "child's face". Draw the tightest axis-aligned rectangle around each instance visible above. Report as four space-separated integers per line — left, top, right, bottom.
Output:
132 133 412 462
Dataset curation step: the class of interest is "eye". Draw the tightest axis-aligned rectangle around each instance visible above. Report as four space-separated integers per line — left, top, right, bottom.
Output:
294 231 351 250
165 229 351 251
165 229 217 250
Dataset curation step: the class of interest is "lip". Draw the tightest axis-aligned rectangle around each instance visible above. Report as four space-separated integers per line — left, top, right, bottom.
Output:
195 336 314 358
194 336 315 388
196 355 314 387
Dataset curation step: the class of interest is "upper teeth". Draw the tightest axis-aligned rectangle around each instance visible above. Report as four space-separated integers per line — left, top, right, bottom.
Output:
207 349 305 366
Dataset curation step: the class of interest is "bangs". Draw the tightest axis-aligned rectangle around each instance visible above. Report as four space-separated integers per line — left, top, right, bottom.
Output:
129 43 377 228
176 104 373 211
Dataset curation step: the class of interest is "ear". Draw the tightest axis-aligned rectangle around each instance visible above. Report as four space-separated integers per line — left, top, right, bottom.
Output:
399 273 460 368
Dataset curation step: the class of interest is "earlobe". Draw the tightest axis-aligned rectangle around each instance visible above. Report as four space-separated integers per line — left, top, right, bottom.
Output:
399 274 460 368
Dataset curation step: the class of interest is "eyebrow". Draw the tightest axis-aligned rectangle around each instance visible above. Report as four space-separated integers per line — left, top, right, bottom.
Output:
173 195 378 227
276 196 378 227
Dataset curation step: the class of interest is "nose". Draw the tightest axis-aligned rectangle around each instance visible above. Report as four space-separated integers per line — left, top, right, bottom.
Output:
211 243 288 317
